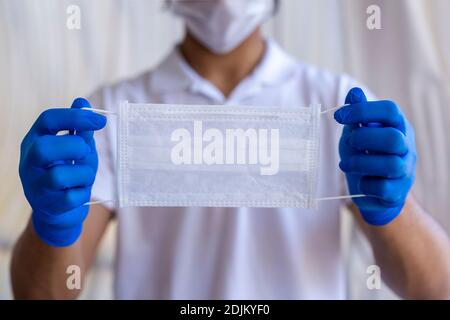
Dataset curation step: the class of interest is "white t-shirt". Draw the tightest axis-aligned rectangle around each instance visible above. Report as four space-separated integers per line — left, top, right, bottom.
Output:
90 39 372 299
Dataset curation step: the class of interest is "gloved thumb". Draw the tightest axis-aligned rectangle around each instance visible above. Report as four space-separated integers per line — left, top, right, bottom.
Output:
69 97 93 136
71 97 91 109
70 97 106 129
68 97 104 159
345 87 367 105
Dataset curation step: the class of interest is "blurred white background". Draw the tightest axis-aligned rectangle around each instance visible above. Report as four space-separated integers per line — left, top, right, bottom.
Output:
0 0 449 299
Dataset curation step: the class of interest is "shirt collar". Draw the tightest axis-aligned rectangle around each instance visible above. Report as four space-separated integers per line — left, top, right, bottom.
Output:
248 38 297 87
150 38 297 97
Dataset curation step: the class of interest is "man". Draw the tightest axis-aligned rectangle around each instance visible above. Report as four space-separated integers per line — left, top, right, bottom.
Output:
11 0 450 299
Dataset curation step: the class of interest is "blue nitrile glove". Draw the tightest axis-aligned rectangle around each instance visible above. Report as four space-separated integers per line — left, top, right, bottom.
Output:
19 98 107 247
334 88 416 226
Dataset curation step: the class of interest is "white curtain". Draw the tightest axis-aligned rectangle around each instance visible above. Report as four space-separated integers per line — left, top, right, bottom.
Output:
0 0 449 299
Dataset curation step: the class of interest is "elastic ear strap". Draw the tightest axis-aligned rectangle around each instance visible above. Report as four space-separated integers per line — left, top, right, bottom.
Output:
80 106 118 207
316 194 366 201
82 107 118 115
320 104 349 115
319 104 363 201
87 196 366 206
85 199 117 206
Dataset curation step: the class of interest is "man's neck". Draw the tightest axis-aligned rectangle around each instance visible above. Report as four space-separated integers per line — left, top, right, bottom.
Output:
179 30 266 98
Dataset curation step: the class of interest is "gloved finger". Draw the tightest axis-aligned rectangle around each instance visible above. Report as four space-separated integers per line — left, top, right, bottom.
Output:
339 154 406 178
31 108 106 136
334 100 406 132
40 165 96 190
28 135 91 167
69 97 95 141
347 127 408 155
69 98 102 167
345 87 368 105
351 195 384 211
37 198 90 227
359 177 407 206
339 125 360 156
44 187 91 214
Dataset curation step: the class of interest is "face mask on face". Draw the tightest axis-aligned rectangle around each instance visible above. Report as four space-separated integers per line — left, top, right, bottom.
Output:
169 0 275 54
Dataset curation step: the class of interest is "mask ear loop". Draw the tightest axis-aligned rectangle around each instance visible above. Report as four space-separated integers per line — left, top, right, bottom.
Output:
316 195 366 201
86 199 117 206
83 107 118 116
320 105 343 115
317 104 367 202
81 107 119 206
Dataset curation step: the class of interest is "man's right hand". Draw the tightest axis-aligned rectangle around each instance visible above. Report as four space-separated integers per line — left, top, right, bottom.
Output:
19 98 107 247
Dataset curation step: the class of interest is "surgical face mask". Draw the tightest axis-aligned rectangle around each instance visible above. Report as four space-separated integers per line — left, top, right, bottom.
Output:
169 0 275 54
87 102 364 209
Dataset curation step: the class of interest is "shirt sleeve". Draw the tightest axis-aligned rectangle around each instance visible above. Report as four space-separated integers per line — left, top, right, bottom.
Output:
88 88 117 212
